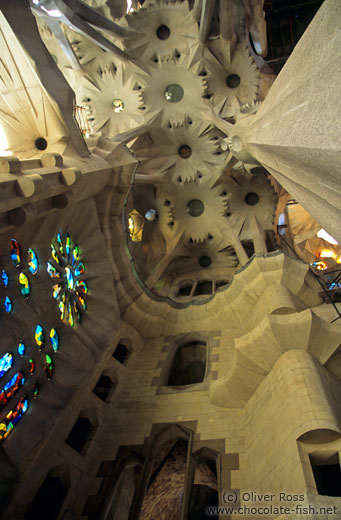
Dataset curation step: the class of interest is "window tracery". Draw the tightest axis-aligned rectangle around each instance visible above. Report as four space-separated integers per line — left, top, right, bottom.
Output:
47 233 88 327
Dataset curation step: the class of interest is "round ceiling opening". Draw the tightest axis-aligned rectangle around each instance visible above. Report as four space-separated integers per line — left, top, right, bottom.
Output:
245 192 260 206
226 74 241 88
199 255 212 268
187 199 205 217
156 24 170 40
178 145 192 158
164 84 184 103
112 99 124 112
35 137 48 150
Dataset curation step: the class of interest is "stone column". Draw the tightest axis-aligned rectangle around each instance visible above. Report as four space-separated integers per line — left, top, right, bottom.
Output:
231 0 341 243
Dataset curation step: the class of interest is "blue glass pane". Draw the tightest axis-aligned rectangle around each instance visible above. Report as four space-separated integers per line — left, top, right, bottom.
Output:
0 353 13 379
1 270 9 288
74 262 85 276
18 341 25 357
4 297 12 313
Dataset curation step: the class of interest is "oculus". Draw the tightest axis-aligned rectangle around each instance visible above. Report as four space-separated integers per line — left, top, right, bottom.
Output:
164 84 184 103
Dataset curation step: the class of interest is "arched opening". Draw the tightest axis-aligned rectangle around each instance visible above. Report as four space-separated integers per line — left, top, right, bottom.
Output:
188 449 219 520
141 438 189 520
168 342 207 387
24 465 70 520
65 416 93 454
93 374 115 402
113 342 130 365
309 452 341 497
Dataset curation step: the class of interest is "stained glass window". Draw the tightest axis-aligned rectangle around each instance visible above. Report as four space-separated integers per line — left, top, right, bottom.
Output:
0 323 59 442
18 341 26 357
52 284 61 300
74 262 85 276
47 233 88 327
19 272 30 298
312 261 327 271
50 328 59 352
27 249 39 275
10 239 21 268
76 280 88 294
47 262 60 278
0 372 25 411
35 324 45 349
0 353 13 379
4 297 12 313
45 354 54 379
1 270 9 287
0 396 29 441
29 358 35 374
32 383 39 399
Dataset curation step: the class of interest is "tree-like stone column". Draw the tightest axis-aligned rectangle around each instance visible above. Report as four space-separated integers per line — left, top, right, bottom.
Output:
231 0 341 243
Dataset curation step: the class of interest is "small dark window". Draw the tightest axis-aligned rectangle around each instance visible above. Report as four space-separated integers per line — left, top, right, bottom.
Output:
168 342 207 386
242 241 254 258
66 417 93 454
194 281 212 296
93 375 114 402
310 455 341 497
113 343 130 365
177 284 193 297
25 475 68 520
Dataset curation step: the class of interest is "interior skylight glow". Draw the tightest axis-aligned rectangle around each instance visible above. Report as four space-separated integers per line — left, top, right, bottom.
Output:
317 228 338 245
40 6 62 17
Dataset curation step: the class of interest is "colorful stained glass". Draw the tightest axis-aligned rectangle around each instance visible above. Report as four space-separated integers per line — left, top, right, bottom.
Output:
312 261 327 271
1 270 9 288
19 272 30 298
52 284 62 300
10 239 21 267
0 353 13 379
72 244 79 266
27 248 39 275
32 383 39 399
51 243 60 264
45 354 54 379
77 293 86 311
65 267 74 291
0 396 29 441
50 328 59 352
35 324 45 349
68 301 74 327
0 372 25 411
74 262 85 276
47 262 60 278
50 233 88 327
56 233 64 255
4 297 12 313
18 341 25 357
76 280 88 294
59 294 66 320
29 358 35 374
73 300 81 323
65 233 72 258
